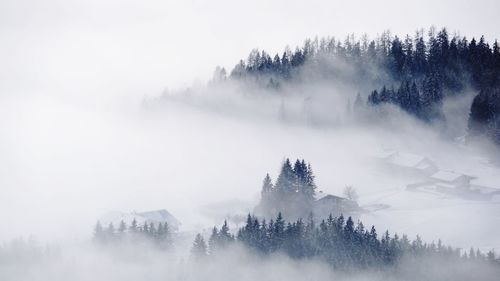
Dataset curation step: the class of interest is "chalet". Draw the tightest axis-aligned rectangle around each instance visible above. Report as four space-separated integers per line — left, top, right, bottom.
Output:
378 150 437 176
313 192 359 218
100 209 181 231
430 170 475 189
468 178 500 200
136 209 181 230
409 170 500 200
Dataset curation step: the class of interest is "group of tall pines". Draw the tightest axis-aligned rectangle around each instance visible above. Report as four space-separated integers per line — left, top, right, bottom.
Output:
218 27 500 144
255 158 317 219
192 213 500 273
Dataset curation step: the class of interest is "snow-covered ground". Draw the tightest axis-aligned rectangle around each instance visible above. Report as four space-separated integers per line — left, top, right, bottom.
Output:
355 155 500 252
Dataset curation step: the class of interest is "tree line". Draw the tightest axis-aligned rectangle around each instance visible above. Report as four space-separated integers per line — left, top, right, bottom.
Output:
191 213 500 271
224 27 500 143
93 219 172 249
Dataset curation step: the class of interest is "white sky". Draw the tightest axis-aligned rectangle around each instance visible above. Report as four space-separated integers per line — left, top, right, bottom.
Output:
0 0 499 103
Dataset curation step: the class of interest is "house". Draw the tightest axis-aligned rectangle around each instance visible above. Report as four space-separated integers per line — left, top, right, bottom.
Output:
430 170 475 189
410 170 500 200
313 192 359 218
100 209 181 231
377 150 438 176
468 178 500 200
136 209 181 230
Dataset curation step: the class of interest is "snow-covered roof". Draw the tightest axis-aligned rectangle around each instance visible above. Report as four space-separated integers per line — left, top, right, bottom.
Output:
99 209 181 229
470 185 500 194
137 209 181 227
430 170 474 183
315 191 329 200
435 182 458 189
314 191 348 202
100 211 147 227
317 194 346 202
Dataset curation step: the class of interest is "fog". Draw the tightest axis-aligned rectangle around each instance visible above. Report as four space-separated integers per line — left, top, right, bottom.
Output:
2 242 500 281
2 71 499 249
2 0 500 280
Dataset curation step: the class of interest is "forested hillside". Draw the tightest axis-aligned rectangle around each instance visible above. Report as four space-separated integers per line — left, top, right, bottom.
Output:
220 27 500 143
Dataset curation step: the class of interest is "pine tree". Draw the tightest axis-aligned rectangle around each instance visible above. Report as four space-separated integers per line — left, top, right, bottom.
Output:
261 174 273 195
271 212 285 251
208 227 219 255
93 221 105 244
106 223 115 243
149 223 157 240
142 222 149 236
368 90 379 105
275 158 295 193
191 234 208 260
413 30 427 76
293 159 306 193
129 218 138 233
344 217 355 237
409 81 421 115
118 220 127 241
304 163 317 199
158 222 171 249
218 220 234 248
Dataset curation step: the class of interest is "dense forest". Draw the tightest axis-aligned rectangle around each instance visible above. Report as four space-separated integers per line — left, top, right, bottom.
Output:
89 214 500 271
255 158 317 219
217 27 500 143
193 213 500 273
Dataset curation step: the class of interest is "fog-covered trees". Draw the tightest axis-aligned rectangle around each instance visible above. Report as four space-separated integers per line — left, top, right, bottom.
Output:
230 27 499 92
224 27 500 142
191 234 208 259
208 220 235 255
256 158 317 219
469 87 500 144
93 221 105 243
198 212 500 270
92 220 172 249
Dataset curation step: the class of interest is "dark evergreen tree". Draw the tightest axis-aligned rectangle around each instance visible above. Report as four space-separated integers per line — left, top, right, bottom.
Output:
191 234 208 260
275 158 295 193
129 218 138 233
261 173 273 195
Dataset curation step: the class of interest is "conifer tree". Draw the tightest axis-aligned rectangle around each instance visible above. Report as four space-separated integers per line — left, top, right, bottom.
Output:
208 227 219 255
275 158 295 193
191 234 208 260
106 223 115 243
93 221 105 244
129 218 138 233
118 220 127 240
261 174 273 195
